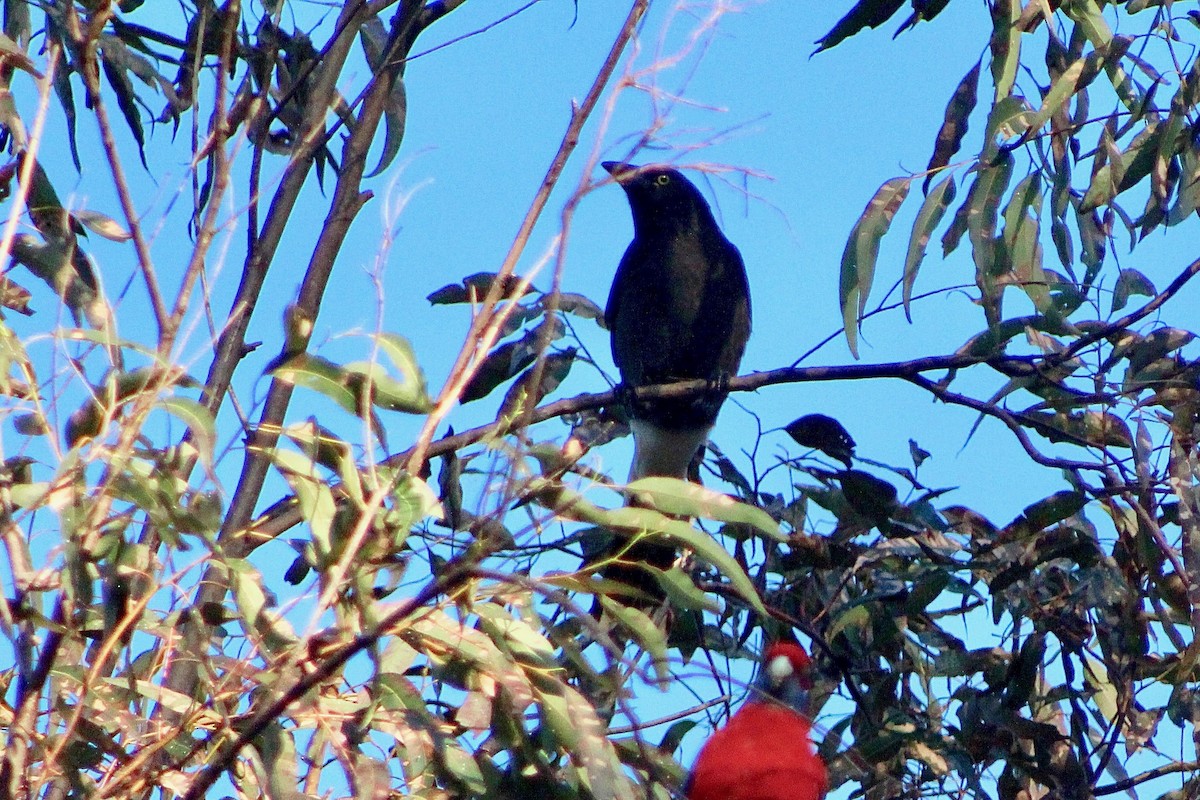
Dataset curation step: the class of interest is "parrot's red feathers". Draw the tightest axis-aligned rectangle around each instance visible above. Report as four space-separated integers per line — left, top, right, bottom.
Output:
686 643 827 800
687 704 827 800
763 642 813 689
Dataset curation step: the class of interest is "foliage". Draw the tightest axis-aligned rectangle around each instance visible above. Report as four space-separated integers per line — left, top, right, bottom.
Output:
0 2 1199 800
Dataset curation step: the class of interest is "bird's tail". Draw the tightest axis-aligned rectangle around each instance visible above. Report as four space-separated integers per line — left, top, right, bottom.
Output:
628 420 712 481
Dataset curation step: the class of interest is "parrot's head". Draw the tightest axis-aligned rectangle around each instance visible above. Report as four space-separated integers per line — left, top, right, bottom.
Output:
756 642 813 715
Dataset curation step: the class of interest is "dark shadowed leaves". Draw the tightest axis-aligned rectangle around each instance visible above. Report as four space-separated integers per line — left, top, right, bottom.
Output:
498 348 576 418
815 0 906 53
359 17 407 178
1111 268 1155 312
461 339 538 403
785 413 856 466
427 272 534 305
1021 410 1134 449
840 469 899 526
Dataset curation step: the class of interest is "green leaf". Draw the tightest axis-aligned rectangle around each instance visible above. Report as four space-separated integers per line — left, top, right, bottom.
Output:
228 559 297 653
904 173 957 320
624 477 784 541
1002 173 1051 313
475 601 557 668
270 353 358 413
923 62 979 194
828 603 871 642
553 488 765 614
982 95 1032 157
1024 50 1104 135
535 681 636 800
989 0 1021 101
1080 124 1162 212
1064 0 1138 110
966 151 1014 325
369 332 433 413
1083 657 1119 723
158 398 215 468
651 564 720 612
840 177 911 358
596 599 670 684
614 505 765 613
269 447 337 554
385 470 443 534
1111 268 1155 313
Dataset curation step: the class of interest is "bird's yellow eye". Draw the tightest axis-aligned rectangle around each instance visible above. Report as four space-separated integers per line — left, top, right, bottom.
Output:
655 174 671 186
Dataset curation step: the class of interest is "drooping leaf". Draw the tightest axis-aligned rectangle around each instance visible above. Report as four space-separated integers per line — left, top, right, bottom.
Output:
1111 268 1155 313
73 210 132 242
989 0 1021 101
1021 410 1134 448
369 332 433 414
1080 123 1163 211
554 292 605 324
1009 491 1087 533
497 347 575 419
1064 0 1139 110
100 56 147 169
904 173 957 319
553 487 767 614
924 61 979 194
966 151 1015 325
840 177 911 358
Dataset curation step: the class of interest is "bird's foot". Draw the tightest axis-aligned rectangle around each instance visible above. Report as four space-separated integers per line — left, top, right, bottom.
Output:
614 382 638 409
708 371 732 397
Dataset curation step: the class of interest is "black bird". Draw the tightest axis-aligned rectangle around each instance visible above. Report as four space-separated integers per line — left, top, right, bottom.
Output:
592 161 751 602
604 161 751 481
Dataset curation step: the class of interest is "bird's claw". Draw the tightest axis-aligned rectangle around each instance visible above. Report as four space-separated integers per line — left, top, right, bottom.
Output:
709 371 732 396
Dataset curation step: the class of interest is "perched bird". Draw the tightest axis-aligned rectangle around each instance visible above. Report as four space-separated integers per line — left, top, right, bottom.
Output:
686 642 828 800
595 161 752 596
603 161 752 481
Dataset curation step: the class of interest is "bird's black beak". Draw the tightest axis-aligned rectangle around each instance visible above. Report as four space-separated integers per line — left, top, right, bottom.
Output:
602 160 637 184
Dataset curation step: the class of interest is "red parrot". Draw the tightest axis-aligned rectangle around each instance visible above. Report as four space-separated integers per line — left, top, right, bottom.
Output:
686 642 828 800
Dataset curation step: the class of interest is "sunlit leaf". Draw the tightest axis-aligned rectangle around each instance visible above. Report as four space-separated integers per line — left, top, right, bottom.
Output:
159 398 215 468
73 210 132 242
625 478 783 540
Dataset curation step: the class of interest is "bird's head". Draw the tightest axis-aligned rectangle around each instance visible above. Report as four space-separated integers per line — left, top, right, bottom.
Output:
754 642 813 715
602 161 714 234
